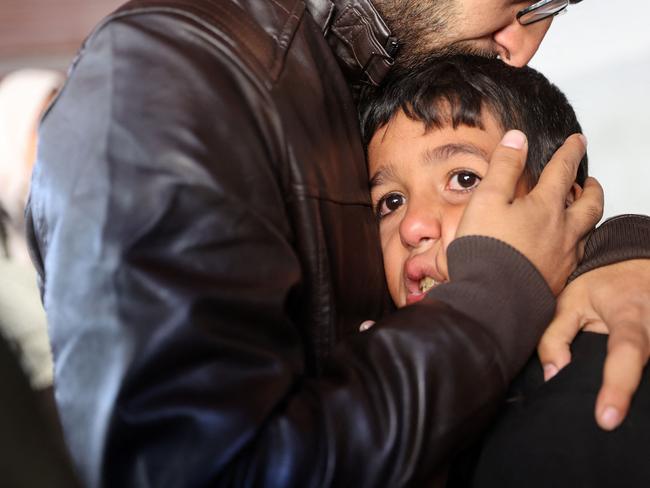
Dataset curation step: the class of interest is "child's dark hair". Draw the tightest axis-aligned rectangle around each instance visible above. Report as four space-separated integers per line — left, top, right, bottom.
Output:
359 55 587 188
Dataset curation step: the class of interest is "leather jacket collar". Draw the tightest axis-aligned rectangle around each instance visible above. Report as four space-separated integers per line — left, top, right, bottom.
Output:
305 0 399 86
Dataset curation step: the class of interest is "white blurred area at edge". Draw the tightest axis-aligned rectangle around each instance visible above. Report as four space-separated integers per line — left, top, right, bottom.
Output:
531 0 650 220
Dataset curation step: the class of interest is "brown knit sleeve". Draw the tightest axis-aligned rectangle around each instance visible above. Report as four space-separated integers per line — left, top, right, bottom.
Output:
569 214 650 282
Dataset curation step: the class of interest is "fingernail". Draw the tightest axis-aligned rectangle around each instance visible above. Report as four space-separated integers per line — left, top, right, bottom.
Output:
600 406 621 430
359 320 375 332
578 134 588 148
501 130 527 150
543 364 559 381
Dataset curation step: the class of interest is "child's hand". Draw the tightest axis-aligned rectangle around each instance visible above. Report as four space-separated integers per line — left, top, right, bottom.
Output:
456 130 603 295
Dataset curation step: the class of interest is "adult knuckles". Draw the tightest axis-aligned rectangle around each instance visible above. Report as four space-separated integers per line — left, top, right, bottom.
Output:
556 153 579 179
567 204 601 237
594 271 650 310
585 204 603 222
581 200 605 224
522 192 559 220
532 182 567 210
610 325 650 357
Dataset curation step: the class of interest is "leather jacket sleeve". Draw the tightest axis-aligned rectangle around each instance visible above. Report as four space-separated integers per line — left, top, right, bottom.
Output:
27 14 555 488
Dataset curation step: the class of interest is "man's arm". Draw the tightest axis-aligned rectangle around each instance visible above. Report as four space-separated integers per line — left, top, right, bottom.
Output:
571 214 650 280
27 13 595 487
539 215 650 430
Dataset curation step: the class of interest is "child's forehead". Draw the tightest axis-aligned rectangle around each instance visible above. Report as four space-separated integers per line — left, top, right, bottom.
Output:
369 108 504 160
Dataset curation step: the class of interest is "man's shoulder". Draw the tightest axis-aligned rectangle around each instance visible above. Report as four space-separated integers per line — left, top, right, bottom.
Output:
99 0 309 83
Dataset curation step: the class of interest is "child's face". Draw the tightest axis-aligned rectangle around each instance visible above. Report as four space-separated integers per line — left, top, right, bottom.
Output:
367 109 529 308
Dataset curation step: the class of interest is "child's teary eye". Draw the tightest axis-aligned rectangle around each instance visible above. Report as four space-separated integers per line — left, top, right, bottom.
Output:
448 170 482 192
376 193 405 219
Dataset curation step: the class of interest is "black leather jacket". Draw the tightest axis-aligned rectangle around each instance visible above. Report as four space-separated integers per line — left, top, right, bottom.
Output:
25 0 649 486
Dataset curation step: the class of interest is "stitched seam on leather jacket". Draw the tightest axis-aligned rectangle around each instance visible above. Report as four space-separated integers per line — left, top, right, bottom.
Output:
112 0 303 84
330 5 393 85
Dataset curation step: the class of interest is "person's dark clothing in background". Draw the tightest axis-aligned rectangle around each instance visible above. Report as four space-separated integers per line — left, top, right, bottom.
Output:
0 326 79 487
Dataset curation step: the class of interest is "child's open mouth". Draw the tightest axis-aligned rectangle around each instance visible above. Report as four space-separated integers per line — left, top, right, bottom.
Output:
405 275 446 306
419 276 438 293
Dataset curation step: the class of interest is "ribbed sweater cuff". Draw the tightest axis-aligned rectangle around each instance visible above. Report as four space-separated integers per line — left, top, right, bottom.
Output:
570 214 650 282
428 236 555 380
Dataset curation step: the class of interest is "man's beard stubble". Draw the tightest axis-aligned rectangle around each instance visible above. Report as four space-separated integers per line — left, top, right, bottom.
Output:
373 0 497 72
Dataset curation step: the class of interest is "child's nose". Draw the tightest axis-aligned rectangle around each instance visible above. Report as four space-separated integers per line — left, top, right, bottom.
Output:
399 202 442 249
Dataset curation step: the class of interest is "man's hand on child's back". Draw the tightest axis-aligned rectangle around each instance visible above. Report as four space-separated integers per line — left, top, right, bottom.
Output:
538 259 650 431
456 130 604 295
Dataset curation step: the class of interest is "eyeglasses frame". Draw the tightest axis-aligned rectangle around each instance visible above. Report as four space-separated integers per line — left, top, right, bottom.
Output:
517 0 571 26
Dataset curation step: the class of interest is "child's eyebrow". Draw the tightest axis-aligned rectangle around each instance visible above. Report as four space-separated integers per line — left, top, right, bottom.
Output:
369 143 489 190
424 143 490 164
369 163 399 189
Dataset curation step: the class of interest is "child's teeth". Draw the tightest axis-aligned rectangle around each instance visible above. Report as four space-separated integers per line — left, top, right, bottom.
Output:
419 276 437 293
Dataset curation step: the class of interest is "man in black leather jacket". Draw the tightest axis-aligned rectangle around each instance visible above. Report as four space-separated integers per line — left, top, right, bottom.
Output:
26 0 650 486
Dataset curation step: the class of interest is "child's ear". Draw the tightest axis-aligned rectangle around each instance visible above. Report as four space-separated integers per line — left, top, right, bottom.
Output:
565 182 583 207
